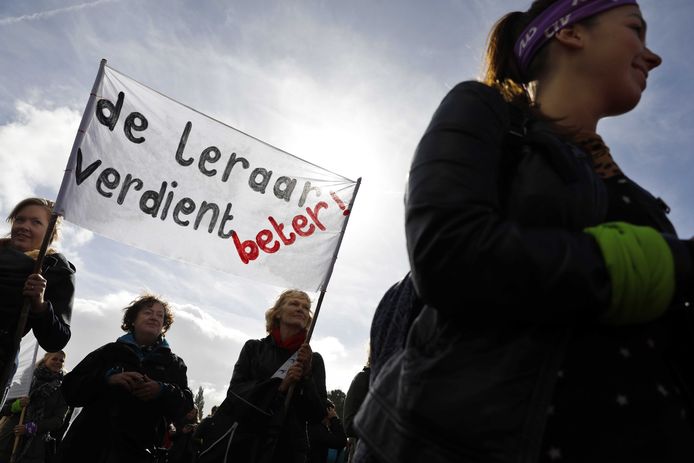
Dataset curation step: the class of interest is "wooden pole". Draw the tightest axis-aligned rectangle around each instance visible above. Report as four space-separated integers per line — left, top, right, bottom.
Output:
6 213 58 463
9 403 27 462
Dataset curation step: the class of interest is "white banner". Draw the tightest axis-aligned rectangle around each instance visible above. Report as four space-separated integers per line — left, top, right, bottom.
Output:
56 63 359 291
7 335 40 400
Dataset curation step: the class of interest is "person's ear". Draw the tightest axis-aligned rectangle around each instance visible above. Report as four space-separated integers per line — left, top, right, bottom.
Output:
554 25 585 50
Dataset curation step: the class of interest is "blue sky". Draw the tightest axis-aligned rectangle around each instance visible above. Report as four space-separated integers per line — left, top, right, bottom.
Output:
1 0 693 409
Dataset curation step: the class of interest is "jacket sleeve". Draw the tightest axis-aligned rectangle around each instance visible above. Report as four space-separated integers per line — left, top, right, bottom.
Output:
228 340 275 398
158 355 193 422
60 346 109 407
29 253 75 351
406 81 613 323
227 339 286 417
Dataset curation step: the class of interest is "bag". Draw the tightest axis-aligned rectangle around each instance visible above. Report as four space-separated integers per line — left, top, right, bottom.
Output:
354 306 478 463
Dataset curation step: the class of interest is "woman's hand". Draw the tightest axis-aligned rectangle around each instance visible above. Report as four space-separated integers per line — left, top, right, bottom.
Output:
107 371 146 392
18 396 29 408
132 375 161 401
278 363 303 392
14 422 36 436
23 274 47 313
296 344 313 378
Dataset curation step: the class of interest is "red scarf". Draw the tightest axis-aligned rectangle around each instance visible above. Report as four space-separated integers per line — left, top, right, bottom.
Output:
271 327 306 352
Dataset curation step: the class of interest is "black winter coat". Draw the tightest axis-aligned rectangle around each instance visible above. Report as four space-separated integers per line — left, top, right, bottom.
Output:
226 335 327 463
0 243 75 391
355 81 694 463
0 368 68 463
58 336 192 463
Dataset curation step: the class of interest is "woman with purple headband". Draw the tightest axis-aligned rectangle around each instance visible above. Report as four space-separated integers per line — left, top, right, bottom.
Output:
354 1 694 462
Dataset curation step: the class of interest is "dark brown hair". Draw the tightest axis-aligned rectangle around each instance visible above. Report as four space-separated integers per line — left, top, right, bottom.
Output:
483 0 596 108
6 197 61 244
121 294 175 334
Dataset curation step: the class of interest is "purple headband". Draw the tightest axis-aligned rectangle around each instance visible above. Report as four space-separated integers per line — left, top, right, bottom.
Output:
514 0 639 76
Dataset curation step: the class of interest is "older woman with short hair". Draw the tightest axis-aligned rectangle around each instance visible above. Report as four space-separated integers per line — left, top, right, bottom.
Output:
58 294 192 463
209 289 327 463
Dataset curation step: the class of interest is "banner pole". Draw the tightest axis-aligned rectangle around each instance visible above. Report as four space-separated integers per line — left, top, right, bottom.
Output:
306 176 361 342
284 177 362 411
9 341 38 463
9 407 27 463
0 212 58 409
1 59 106 409
54 58 108 214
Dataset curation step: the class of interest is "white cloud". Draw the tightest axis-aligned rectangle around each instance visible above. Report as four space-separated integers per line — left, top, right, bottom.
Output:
0 101 79 212
312 336 347 365
172 302 248 342
73 291 134 317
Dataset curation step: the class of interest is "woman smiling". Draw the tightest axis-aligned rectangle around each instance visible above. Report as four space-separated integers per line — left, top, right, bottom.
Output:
0 198 75 408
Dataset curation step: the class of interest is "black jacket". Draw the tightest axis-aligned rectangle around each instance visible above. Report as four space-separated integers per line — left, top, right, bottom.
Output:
0 243 75 366
226 335 326 463
58 336 192 463
355 81 694 463
0 368 68 463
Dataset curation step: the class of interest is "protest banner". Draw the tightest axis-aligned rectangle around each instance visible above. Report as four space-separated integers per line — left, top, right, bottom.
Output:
55 60 360 292
6 335 40 400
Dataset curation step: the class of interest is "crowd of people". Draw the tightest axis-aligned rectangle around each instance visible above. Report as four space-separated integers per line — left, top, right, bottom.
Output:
0 196 352 463
3 0 694 462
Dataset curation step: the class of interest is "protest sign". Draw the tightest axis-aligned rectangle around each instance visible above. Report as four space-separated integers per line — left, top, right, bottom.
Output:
56 62 359 291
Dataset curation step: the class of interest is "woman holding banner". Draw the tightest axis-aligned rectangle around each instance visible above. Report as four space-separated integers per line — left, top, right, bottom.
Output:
198 289 326 463
0 198 75 408
0 351 68 463
354 0 694 462
57 294 192 463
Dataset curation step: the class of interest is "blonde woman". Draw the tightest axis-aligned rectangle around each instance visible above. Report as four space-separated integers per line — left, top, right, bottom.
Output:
0 351 68 463
216 290 327 463
0 198 75 408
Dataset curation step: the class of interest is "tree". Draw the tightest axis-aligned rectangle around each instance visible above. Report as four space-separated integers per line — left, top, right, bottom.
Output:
327 389 346 418
194 386 205 421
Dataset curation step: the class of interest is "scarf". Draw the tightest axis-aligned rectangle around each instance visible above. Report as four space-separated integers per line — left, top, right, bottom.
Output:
30 365 63 401
573 133 624 179
271 327 306 352
117 332 170 360
0 238 57 258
